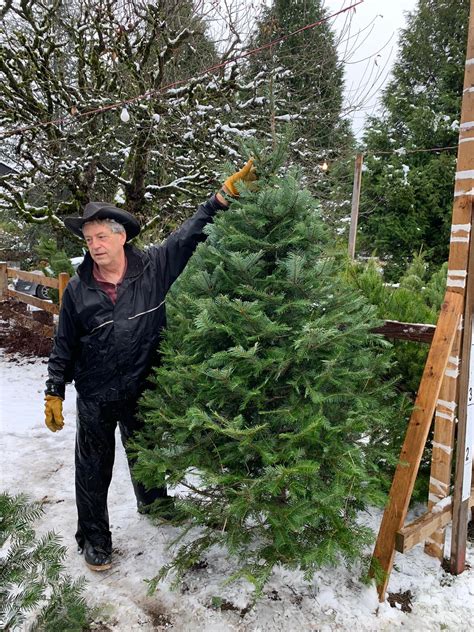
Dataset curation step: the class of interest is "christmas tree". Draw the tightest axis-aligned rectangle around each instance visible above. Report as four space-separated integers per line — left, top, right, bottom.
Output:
133 146 401 593
0 493 89 630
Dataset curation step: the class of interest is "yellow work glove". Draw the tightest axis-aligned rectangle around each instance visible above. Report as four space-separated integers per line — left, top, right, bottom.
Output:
44 395 64 432
222 158 257 197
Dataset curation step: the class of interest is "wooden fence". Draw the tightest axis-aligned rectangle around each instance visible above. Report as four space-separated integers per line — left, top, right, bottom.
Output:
0 263 69 337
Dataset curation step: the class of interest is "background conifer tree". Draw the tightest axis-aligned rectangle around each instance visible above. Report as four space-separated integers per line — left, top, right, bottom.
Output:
246 0 348 153
132 145 403 594
345 254 448 501
239 0 354 214
346 254 446 395
359 0 469 278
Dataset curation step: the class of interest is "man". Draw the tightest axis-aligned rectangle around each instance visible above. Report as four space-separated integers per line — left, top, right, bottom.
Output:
44 160 255 571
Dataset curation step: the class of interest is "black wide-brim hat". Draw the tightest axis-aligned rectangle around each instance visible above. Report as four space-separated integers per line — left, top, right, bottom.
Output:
64 202 141 241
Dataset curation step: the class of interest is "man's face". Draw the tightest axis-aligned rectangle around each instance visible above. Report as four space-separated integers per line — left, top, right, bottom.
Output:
82 221 126 268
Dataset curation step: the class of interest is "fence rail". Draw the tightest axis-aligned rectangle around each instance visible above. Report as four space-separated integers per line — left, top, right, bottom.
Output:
0 262 69 320
12 268 64 289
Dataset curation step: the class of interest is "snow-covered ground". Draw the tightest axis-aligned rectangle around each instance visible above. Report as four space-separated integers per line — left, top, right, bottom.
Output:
1 351 473 631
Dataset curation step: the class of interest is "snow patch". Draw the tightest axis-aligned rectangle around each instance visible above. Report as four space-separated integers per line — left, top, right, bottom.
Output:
1 354 473 631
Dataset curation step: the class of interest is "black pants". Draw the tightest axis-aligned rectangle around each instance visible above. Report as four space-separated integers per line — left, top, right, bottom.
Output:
75 397 167 552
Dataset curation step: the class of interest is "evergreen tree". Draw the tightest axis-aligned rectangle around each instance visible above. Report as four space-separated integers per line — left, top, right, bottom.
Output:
237 0 354 214
359 0 469 279
0 493 89 631
249 0 347 148
132 145 402 594
346 253 446 394
345 254 448 500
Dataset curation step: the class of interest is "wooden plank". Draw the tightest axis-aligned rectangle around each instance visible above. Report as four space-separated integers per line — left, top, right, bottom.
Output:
371 291 463 601
7 267 60 289
398 491 474 554
372 320 435 343
396 502 452 554
450 207 474 573
424 329 460 559
6 288 59 315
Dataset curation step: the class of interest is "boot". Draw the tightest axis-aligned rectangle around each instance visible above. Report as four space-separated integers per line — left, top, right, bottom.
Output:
83 540 112 571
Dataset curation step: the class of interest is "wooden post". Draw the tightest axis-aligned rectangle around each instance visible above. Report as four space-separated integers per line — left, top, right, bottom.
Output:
371 293 463 600
0 262 7 298
58 272 69 306
450 207 474 573
348 153 363 260
424 328 460 559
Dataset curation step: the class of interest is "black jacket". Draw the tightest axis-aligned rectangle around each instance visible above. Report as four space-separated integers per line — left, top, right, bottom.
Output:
46 196 226 401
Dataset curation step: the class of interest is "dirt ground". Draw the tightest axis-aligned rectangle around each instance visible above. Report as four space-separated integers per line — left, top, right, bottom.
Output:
0 299 53 357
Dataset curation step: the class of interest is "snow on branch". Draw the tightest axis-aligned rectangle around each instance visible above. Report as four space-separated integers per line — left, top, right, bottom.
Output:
145 172 204 195
163 28 194 50
238 96 267 109
97 162 131 187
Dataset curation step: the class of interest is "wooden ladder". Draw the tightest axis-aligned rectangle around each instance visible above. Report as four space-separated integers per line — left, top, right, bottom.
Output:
371 0 474 600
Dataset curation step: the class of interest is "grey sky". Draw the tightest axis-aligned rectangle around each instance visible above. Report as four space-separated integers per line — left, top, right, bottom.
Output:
324 0 418 136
